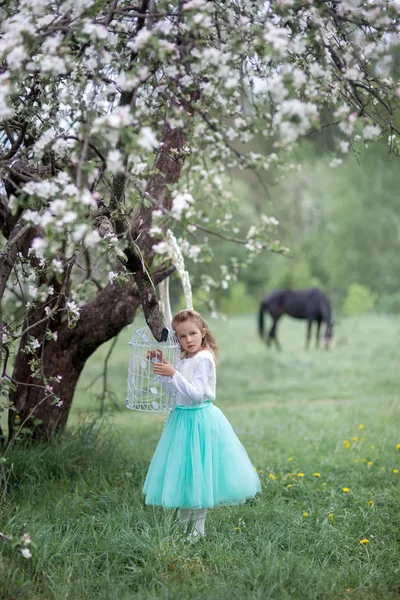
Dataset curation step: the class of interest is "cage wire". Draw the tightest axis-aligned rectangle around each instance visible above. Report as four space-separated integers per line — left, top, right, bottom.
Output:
125 230 193 413
125 327 181 412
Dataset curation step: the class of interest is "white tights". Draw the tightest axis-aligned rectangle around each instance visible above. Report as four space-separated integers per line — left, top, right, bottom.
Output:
178 508 207 536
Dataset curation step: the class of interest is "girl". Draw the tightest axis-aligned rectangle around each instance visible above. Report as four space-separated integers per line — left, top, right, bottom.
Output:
143 309 261 540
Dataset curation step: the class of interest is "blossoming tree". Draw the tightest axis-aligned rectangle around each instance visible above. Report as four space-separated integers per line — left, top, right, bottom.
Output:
0 0 399 441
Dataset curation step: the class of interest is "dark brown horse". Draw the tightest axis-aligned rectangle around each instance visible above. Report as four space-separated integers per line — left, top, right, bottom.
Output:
259 288 333 350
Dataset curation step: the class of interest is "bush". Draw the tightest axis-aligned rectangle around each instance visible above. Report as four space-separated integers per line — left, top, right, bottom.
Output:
268 259 322 292
342 283 377 316
219 281 258 315
376 292 400 314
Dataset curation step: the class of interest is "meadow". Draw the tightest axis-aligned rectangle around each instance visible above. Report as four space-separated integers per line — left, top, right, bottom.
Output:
1 313 399 599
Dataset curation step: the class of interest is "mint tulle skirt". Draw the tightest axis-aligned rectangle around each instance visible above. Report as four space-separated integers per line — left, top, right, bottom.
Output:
142 402 261 509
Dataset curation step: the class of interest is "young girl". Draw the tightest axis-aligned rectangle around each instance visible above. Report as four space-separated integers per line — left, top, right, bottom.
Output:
142 309 261 540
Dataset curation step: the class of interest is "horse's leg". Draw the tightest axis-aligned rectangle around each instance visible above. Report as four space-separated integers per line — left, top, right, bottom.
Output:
267 319 274 347
270 318 282 351
306 320 312 349
316 319 322 348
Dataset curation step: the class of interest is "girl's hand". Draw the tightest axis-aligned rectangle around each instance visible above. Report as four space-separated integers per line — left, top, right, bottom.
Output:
146 348 164 362
153 360 176 378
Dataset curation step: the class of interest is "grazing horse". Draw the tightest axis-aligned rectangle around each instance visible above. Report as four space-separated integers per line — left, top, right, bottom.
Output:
258 288 333 350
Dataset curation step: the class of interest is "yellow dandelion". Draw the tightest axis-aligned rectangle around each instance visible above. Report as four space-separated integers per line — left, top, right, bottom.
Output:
287 484 293 488
393 469 399 474
303 512 309 517
381 467 385 471
313 472 321 477
342 487 350 493
268 473 276 480
367 462 373 467
15 415 21 420
234 527 241 532
359 539 369 545
359 424 365 429
328 513 334 520
288 457 293 461
344 440 351 448
258 469 264 474
322 482 327 486
370 445 375 449
297 472 305 477
396 444 400 451
353 437 359 442
368 501 374 506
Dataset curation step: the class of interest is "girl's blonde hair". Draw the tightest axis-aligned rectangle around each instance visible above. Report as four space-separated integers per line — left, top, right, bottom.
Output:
171 309 218 364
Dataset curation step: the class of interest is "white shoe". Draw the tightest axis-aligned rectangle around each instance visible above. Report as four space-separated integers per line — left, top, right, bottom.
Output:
186 529 205 544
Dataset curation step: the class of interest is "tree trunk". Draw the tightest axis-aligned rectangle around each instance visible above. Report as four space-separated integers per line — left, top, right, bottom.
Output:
8 279 141 441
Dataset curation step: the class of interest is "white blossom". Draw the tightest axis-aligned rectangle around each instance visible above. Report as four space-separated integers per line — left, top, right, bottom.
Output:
72 224 88 242
61 211 78 224
93 106 132 131
49 199 67 215
38 55 67 74
52 260 64 274
264 24 289 56
83 22 108 40
171 191 195 220
152 241 169 254
329 158 343 168
84 230 101 248
107 149 124 174
363 124 381 140
149 225 163 236
31 237 46 258
130 28 152 52
183 0 208 9
137 127 159 151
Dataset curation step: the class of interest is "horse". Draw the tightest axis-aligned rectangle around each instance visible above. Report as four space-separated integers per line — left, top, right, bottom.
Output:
258 288 333 350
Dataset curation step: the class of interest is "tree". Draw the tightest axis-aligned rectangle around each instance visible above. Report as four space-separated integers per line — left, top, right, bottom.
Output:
0 0 399 442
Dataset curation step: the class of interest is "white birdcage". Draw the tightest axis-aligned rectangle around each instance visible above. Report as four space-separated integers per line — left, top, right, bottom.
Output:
125 229 193 413
125 326 181 412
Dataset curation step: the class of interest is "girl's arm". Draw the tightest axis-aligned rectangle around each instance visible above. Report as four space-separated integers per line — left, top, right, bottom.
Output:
170 359 211 406
153 357 213 405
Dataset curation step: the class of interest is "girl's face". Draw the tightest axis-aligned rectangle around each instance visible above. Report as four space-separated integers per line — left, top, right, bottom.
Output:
174 319 205 357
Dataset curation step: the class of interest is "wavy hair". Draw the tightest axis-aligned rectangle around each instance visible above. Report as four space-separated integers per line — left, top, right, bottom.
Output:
171 309 218 364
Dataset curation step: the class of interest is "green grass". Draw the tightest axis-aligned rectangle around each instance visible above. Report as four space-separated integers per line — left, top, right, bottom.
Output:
1 313 400 599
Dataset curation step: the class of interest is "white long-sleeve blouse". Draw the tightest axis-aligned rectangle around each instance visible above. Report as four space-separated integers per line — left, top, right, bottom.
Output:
161 350 216 407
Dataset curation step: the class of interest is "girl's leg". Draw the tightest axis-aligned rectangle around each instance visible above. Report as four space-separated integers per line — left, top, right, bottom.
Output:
191 508 207 537
177 508 191 531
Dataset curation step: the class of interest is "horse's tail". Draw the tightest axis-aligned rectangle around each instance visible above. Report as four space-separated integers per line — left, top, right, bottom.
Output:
258 301 266 339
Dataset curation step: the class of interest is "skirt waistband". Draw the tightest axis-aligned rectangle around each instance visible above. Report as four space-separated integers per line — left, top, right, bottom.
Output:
175 401 211 411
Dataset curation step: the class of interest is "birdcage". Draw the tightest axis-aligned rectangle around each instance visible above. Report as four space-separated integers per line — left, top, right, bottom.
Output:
125 326 181 412
125 229 193 413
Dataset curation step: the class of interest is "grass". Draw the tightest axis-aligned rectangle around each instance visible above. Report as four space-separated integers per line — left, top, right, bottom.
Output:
1 313 399 599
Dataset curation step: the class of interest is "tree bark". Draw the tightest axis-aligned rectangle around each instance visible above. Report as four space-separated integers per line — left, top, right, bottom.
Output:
8 280 141 440
7 265 175 441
